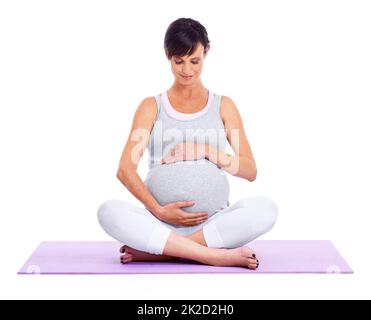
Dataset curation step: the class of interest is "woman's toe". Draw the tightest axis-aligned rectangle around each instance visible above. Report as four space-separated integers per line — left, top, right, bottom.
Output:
120 253 133 263
248 263 257 270
251 251 259 260
248 258 258 269
120 245 129 253
247 257 257 264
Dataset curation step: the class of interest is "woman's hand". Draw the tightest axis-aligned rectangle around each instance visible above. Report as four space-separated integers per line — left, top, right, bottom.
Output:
154 200 209 226
162 142 208 164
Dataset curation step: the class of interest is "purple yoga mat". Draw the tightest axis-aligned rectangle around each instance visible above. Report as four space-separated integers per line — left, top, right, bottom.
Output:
18 240 353 274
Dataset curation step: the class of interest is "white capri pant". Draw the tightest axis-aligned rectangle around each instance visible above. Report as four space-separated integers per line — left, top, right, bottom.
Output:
97 197 279 255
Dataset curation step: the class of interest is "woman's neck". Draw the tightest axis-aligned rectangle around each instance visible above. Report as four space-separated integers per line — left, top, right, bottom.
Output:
169 82 208 99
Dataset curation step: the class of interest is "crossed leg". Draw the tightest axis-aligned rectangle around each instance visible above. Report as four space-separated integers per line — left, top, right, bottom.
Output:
121 230 260 269
98 197 278 269
119 197 277 264
119 228 207 263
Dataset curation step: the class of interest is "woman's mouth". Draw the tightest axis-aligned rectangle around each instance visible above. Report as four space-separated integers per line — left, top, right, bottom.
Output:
181 75 193 80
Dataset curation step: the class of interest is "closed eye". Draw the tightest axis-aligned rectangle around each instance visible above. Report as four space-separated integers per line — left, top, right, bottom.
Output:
175 61 199 64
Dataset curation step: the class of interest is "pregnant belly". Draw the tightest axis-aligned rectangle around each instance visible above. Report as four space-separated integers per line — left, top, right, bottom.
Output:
144 159 230 217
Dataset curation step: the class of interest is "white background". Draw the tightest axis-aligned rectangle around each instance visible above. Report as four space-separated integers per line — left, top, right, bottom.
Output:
1 0 370 299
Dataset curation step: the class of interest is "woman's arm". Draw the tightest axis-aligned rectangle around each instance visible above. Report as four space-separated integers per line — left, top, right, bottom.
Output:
205 95 257 181
116 97 163 216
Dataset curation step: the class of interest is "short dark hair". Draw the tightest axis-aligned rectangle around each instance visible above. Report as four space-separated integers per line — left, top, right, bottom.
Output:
164 18 210 60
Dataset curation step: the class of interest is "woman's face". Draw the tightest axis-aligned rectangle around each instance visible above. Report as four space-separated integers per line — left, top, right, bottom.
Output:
168 42 207 85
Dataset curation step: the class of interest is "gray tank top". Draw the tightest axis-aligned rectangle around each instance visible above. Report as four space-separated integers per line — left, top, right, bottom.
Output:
147 92 228 169
144 91 230 217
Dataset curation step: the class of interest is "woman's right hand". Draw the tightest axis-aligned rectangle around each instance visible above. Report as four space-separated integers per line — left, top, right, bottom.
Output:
154 201 209 226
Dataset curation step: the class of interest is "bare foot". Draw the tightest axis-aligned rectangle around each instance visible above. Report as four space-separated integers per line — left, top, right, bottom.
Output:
119 245 180 264
211 246 260 270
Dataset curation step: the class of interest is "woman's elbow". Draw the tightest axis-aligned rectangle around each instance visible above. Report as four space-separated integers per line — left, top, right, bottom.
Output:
116 169 124 180
247 174 257 182
247 167 257 182
116 165 136 182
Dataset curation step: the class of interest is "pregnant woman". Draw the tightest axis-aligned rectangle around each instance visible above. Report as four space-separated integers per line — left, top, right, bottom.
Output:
97 18 279 269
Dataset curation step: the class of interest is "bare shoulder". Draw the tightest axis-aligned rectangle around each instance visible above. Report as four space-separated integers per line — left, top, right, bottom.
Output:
220 95 242 124
136 96 158 119
132 96 158 127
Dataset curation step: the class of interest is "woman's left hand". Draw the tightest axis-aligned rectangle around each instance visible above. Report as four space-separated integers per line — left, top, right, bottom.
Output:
162 142 208 164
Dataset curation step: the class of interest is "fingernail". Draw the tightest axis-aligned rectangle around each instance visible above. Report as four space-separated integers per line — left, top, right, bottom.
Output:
120 248 125 253
252 254 256 258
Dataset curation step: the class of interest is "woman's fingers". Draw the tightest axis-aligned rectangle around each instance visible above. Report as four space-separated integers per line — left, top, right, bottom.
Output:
186 212 209 219
184 220 207 226
162 157 174 164
187 217 207 224
184 215 209 225
182 211 209 225
177 200 196 208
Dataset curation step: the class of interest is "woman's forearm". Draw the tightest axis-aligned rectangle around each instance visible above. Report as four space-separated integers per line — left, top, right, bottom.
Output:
117 169 162 216
204 145 257 181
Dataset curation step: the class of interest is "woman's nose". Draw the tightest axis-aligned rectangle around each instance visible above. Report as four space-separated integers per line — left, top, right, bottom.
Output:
182 64 192 74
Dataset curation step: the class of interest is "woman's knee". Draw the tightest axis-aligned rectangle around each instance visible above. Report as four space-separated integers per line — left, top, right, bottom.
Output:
238 196 279 231
97 199 122 228
256 197 279 231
